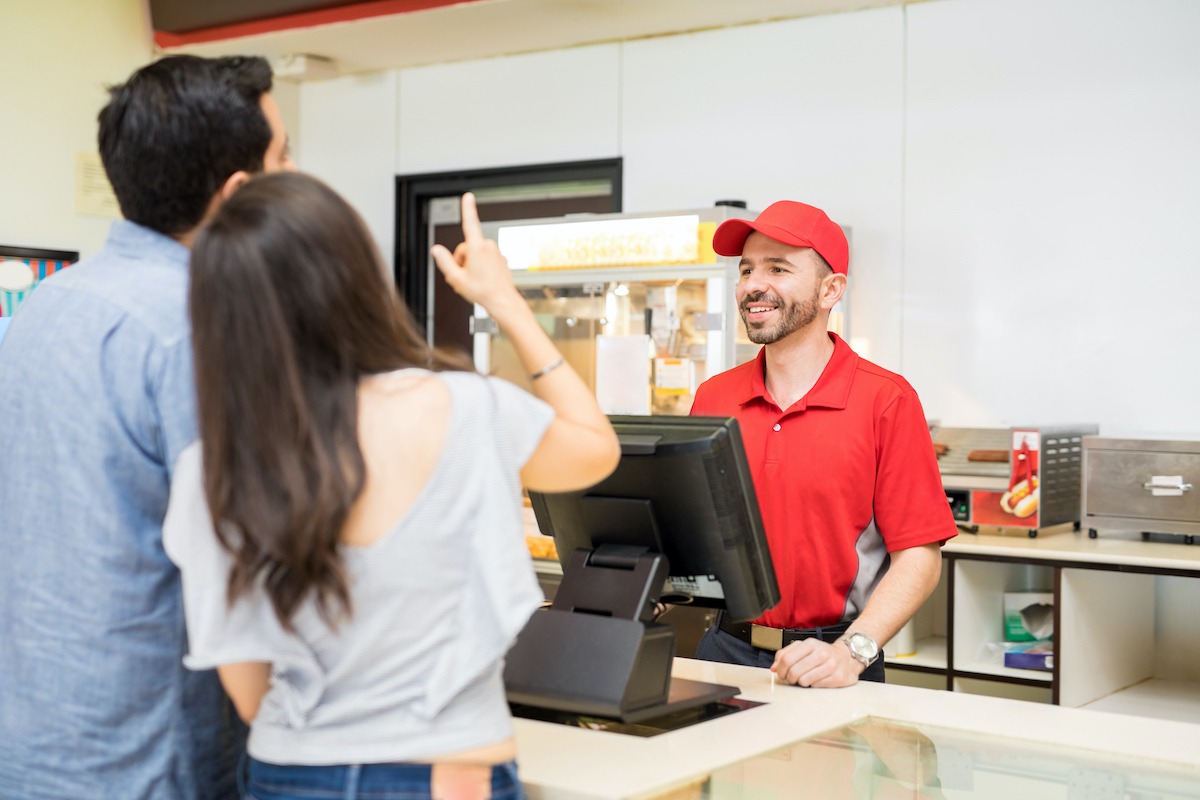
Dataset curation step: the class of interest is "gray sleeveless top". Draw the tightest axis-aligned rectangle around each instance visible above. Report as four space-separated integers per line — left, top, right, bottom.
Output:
163 370 553 765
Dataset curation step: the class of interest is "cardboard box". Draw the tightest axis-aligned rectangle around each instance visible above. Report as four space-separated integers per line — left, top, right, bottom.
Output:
1004 640 1054 671
1004 592 1054 642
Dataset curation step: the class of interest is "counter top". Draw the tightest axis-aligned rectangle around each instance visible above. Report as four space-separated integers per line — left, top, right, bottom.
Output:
944 529 1200 572
513 658 1200 799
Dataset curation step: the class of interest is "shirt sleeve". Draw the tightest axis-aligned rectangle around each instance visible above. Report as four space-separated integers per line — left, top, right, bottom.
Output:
872 390 958 552
150 334 199 484
485 376 556 473
163 442 287 669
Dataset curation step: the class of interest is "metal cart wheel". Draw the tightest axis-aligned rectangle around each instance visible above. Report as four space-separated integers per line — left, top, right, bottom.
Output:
1088 529 1098 539
1028 530 1038 539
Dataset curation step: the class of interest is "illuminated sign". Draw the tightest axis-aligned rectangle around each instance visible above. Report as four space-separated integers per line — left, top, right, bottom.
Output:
499 215 710 271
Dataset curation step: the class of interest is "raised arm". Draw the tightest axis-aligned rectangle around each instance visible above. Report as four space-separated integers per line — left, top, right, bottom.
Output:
430 194 620 492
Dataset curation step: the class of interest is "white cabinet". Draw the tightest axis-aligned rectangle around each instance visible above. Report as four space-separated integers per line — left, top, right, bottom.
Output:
885 535 1200 723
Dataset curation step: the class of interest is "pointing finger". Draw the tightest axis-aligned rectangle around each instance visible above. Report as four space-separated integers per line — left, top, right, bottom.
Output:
460 192 484 244
430 244 463 283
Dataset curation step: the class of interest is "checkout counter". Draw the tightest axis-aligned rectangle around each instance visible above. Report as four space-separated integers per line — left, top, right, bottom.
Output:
507 420 1200 799
512 657 1200 799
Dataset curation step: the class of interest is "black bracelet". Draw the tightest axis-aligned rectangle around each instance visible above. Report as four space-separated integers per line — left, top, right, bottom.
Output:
528 357 565 381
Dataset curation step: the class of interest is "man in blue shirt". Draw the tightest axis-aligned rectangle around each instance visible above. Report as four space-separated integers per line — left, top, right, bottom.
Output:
0 55 294 799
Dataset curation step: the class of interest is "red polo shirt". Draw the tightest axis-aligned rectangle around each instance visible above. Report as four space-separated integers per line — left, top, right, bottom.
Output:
691 333 955 630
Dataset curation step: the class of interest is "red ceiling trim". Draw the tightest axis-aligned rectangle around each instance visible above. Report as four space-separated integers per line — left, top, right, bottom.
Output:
154 0 490 49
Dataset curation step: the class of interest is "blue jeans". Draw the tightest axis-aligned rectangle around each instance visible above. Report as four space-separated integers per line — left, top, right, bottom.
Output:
241 757 525 800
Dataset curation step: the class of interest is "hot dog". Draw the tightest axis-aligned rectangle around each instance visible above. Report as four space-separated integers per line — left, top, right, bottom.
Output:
1000 477 1039 518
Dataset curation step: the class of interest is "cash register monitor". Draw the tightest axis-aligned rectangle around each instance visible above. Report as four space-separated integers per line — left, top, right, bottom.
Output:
528 415 780 623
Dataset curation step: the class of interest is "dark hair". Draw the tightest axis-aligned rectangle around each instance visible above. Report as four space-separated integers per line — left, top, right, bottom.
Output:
813 250 834 277
190 172 468 630
99 55 274 236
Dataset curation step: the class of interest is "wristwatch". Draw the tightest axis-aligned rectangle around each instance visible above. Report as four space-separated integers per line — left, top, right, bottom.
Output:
841 632 880 668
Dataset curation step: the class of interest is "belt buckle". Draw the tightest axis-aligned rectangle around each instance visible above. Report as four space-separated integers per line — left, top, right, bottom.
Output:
750 624 783 651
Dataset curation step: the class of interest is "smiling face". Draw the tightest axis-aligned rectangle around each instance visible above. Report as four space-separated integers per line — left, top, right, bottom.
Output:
736 231 842 345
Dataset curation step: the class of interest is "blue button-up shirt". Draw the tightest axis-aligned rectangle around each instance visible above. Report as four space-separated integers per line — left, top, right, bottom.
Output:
0 221 244 799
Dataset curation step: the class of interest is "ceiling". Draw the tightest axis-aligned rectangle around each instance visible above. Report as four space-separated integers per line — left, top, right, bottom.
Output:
161 0 912 77
150 0 368 34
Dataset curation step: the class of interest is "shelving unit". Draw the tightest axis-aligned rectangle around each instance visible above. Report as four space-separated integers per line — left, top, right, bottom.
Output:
885 635 946 671
885 531 1200 720
1081 678 1200 723
954 661 1052 683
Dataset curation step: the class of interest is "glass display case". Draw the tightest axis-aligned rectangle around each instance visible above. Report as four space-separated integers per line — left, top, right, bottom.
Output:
477 207 851 415
698 717 1200 799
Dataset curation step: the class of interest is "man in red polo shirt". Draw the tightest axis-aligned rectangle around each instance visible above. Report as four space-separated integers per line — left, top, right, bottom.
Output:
691 201 955 687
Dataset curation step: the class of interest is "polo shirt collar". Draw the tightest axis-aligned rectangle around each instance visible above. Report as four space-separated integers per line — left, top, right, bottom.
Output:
739 332 859 411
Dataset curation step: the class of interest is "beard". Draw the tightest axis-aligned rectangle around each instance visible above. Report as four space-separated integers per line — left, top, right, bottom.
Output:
739 286 821 345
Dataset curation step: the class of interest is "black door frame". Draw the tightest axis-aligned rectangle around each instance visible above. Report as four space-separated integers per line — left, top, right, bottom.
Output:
393 158 623 331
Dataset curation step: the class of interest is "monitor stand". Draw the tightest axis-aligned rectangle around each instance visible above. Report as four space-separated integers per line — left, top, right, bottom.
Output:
505 545 741 723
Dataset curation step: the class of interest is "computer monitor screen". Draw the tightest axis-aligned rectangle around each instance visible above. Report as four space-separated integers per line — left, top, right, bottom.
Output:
529 415 780 623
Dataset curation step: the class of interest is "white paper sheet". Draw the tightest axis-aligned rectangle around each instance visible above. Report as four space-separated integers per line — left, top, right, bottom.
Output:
595 334 651 415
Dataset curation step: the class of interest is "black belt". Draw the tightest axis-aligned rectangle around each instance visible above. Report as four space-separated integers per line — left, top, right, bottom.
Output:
717 609 850 651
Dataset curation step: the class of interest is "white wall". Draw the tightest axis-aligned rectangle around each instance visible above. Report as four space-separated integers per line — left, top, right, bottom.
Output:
395 44 621 175
0 0 152 259
272 79 302 168
295 0 1200 438
297 71 398 270
621 8 905 372
903 0 1200 437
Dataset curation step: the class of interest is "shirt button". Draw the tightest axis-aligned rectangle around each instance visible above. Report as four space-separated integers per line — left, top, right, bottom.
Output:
773 423 781 432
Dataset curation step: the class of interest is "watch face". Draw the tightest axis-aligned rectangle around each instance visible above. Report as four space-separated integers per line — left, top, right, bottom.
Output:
850 633 879 659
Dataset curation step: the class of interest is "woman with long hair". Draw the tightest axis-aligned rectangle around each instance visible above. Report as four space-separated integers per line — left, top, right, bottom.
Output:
163 172 619 800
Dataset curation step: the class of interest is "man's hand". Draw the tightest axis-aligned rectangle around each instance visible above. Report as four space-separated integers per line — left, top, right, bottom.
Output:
771 638 865 688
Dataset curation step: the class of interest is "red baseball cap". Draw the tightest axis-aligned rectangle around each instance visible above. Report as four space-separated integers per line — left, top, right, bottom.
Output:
713 201 848 274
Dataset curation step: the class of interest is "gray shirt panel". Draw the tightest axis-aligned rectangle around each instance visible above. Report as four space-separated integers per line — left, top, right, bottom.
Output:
164 370 553 765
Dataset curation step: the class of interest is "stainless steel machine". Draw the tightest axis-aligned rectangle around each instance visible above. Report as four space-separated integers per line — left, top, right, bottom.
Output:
933 424 1099 537
1082 437 1199 544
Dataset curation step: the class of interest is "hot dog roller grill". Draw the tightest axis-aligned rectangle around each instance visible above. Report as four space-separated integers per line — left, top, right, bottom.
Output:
931 424 1099 538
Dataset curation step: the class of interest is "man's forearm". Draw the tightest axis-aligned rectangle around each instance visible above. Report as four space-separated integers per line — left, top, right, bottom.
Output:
846 543 942 649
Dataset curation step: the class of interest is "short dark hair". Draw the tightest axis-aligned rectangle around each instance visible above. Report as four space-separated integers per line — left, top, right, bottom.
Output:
812 250 834 277
98 55 273 236
190 173 468 630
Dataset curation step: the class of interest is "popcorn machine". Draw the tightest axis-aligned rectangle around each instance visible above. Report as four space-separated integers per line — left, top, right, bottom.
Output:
476 206 851 415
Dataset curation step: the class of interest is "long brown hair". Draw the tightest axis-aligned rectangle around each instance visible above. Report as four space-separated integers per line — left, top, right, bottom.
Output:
189 172 467 630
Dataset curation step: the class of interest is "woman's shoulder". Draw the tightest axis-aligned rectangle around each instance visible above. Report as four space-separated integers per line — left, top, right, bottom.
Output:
359 370 453 436
369 366 490 392
364 368 457 404
363 369 543 440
